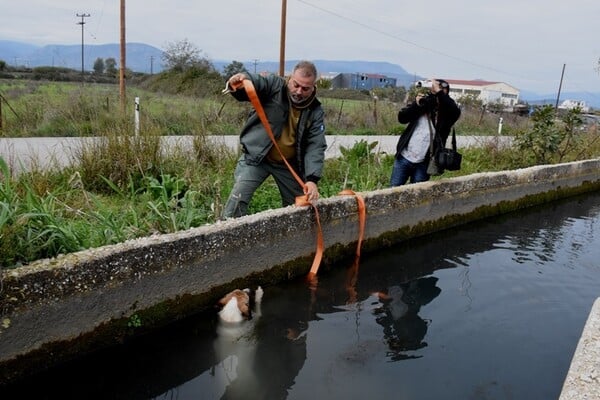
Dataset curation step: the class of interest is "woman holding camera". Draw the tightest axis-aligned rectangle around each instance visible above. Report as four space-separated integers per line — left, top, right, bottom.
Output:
390 79 461 186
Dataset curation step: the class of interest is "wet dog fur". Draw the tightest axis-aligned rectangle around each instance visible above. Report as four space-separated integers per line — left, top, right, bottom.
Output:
217 287 263 323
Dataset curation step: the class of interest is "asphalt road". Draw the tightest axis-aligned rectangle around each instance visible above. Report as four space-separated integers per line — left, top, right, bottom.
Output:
0 135 512 173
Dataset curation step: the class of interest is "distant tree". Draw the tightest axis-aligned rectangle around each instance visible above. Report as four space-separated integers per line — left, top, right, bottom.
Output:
93 58 105 75
162 39 215 72
316 77 332 90
457 93 484 111
0 59 6 71
105 58 118 76
222 61 247 78
486 101 505 114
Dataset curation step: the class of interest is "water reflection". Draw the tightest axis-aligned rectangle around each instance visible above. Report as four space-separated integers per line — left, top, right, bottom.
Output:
202 282 310 400
372 277 441 360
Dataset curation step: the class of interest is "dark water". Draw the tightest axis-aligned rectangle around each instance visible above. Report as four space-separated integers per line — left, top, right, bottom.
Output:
2 193 600 400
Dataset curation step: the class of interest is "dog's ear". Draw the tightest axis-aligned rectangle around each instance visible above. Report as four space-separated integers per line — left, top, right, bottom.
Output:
218 291 234 307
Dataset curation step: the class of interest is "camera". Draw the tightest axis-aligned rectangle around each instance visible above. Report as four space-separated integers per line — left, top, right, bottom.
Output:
417 92 435 108
415 80 433 88
416 79 450 91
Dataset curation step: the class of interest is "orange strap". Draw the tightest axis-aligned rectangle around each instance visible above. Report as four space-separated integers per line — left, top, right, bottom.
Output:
338 189 366 257
312 190 365 287
240 79 307 192
235 78 323 276
231 78 365 277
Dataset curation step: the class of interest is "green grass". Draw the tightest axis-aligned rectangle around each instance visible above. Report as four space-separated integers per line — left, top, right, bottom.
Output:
0 80 245 137
1 79 534 138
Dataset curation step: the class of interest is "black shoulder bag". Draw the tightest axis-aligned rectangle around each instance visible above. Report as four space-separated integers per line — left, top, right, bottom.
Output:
436 128 462 171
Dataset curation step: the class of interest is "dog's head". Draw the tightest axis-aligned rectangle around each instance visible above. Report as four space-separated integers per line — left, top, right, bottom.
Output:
218 289 251 323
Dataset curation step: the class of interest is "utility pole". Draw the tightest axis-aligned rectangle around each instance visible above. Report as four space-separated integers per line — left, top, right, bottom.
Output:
279 0 287 77
76 13 91 84
119 0 126 113
555 63 566 111
253 59 259 74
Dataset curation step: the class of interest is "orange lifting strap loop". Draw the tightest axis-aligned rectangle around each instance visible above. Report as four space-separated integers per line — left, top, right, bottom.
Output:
309 189 366 277
338 189 366 257
234 78 365 277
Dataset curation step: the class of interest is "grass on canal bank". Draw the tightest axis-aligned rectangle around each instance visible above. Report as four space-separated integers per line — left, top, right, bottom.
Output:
1 122 599 270
0 79 598 269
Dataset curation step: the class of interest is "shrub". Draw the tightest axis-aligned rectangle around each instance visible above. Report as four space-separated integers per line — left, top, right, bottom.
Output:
514 105 586 164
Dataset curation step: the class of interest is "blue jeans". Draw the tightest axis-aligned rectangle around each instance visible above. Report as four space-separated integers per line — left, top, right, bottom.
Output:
390 155 430 186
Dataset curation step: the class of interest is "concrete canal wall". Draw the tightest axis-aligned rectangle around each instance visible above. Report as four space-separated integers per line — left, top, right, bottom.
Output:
559 297 600 400
1 159 599 396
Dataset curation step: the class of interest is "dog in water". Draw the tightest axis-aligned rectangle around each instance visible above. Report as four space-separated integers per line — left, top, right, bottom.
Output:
217 286 263 323
214 286 264 395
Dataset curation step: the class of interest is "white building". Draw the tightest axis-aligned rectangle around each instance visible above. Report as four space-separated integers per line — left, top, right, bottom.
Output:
443 79 520 107
558 99 590 113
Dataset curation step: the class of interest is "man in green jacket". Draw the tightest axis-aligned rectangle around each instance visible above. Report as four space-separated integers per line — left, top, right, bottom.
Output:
221 60 327 218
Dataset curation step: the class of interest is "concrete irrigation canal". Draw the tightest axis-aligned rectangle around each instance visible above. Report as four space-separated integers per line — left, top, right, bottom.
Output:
0 158 598 398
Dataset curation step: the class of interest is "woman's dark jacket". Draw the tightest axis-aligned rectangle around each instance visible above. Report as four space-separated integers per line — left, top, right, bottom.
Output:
395 91 461 160
230 73 327 184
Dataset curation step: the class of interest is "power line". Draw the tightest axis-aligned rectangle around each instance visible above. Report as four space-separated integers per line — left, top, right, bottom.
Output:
89 0 108 42
295 0 529 81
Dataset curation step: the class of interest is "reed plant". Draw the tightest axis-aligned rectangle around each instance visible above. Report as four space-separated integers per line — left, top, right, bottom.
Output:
321 139 393 193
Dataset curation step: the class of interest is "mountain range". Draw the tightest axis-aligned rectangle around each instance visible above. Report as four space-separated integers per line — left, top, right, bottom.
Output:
1 40 598 108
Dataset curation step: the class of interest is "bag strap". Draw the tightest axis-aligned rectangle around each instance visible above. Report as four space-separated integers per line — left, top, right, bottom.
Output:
451 127 457 151
426 114 436 157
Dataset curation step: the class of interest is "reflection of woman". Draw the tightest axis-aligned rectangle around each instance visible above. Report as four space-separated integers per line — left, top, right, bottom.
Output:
373 276 441 361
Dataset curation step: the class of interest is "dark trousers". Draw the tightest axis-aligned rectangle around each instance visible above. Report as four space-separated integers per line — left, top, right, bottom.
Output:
222 155 303 218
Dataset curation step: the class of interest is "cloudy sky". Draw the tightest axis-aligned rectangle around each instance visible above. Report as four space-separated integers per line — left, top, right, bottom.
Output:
2 0 599 95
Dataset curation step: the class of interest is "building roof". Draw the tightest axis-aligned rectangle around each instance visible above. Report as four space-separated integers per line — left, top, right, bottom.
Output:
337 72 389 79
364 73 388 79
445 79 501 86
